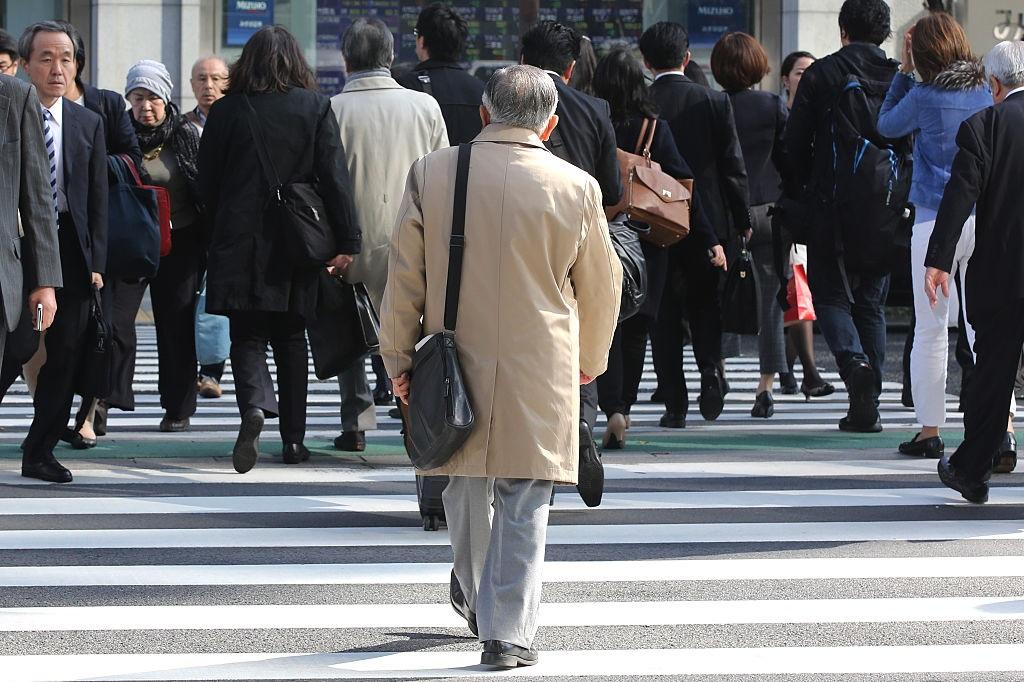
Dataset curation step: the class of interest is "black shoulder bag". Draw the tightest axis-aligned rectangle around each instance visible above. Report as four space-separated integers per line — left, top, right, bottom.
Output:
243 95 336 269
405 144 476 471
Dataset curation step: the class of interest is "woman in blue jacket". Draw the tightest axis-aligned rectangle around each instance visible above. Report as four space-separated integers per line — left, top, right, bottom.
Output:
878 12 1014 465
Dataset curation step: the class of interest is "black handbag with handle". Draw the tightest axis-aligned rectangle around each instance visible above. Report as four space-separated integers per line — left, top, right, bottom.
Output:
75 286 114 399
307 271 380 380
243 96 335 269
721 236 761 335
405 143 476 471
607 216 647 322
105 155 162 279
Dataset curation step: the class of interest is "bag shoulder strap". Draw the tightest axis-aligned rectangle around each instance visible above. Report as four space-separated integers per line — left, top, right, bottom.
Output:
632 118 657 157
416 71 434 97
242 95 283 191
444 143 472 332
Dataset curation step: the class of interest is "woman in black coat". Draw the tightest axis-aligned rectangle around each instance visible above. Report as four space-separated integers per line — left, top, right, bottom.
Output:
198 26 360 473
591 48 719 448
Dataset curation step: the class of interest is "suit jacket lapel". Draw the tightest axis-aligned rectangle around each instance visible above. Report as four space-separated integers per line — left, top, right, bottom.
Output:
62 99 77 193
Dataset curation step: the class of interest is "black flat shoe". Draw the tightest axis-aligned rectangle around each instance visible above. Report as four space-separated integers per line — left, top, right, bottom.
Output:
779 372 798 395
22 457 73 483
334 431 366 452
801 380 835 400
159 416 191 433
576 421 604 508
699 367 724 421
481 640 538 668
838 415 882 433
751 391 774 418
388 407 402 420
373 384 394 407
282 443 311 465
61 427 96 450
899 433 944 459
938 456 989 504
993 432 1017 474
449 569 478 637
659 411 686 428
232 408 264 474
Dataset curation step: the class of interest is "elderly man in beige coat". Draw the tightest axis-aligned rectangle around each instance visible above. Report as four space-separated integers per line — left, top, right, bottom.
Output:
381 65 622 669
330 17 448 451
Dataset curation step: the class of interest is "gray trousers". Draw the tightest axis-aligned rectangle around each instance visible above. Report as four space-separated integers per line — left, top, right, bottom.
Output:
442 476 553 649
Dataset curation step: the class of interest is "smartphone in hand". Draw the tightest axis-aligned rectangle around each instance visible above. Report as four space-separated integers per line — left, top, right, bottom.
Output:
35 303 43 332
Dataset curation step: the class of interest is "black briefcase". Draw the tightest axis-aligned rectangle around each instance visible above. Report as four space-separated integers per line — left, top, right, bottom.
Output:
307 272 380 381
75 287 113 398
722 236 760 335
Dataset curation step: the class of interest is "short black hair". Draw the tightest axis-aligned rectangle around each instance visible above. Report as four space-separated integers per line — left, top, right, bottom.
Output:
521 21 581 74
0 29 17 62
639 22 689 71
838 0 892 45
416 3 468 63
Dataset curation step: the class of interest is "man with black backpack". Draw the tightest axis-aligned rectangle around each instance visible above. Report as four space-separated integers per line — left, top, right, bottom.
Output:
785 0 912 433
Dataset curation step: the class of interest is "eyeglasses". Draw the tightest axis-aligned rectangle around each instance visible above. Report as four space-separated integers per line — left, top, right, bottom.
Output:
0 59 13 74
412 28 418 37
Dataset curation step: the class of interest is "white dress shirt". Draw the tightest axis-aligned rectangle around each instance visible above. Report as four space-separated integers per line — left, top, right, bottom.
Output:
41 98 68 213
653 69 686 81
1007 86 1024 99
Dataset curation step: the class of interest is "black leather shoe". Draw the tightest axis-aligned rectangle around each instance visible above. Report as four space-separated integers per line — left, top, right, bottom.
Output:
899 433 944 458
993 432 1017 474
751 391 774 418
577 421 603 508
22 457 73 483
61 427 96 450
373 384 394 406
659 411 686 428
779 372 798 395
699 367 725 421
844 361 878 424
388 407 402 420
334 431 366 452
282 443 311 465
232 408 264 474
481 640 538 668
449 569 478 637
938 456 989 504
649 387 665 403
94 402 108 436
839 416 883 433
159 415 191 433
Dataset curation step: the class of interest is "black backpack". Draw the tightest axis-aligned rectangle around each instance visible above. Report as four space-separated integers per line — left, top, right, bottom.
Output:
828 74 912 281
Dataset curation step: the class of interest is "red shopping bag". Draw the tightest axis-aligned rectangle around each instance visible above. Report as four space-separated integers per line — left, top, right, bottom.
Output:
784 263 816 326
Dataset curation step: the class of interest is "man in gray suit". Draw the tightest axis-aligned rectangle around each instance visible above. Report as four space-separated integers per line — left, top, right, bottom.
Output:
0 73 61 385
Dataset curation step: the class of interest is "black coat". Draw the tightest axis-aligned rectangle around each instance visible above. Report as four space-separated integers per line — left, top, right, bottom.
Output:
650 73 751 240
61 99 108 279
727 89 787 208
395 60 484 145
926 92 1024 324
544 74 623 207
197 88 361 318
83 84 142 169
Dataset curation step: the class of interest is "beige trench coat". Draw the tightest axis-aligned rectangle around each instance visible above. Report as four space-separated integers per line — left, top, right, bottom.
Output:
330 75 448 307
380 124 623 484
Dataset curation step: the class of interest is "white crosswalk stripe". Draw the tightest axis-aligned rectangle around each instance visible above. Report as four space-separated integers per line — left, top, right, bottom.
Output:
2 327 1020 680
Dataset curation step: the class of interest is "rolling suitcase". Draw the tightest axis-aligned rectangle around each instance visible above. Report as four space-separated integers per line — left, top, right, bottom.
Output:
398 400 449 531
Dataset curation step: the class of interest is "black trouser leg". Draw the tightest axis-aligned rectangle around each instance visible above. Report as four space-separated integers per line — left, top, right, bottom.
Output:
597 325 625 418
681 242 723 373
229 312 279 420
371 354 389 390
270 313 308 444
150 228 200 419
0 311 37 406
200 362 225 382
620 314 650 412
653 264 688 415
949 299 1024 483
580 381 599 432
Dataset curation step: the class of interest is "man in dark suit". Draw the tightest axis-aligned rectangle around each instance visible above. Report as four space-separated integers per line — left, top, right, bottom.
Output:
520 20 622 500
640 22 748 426
18 22 107 483
924 41 1024 504
396 2 484 146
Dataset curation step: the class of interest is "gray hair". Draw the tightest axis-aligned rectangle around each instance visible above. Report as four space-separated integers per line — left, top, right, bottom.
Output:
18 21 73 61
983 40 1024 89
482 65 558 135
342 18 394 73
191 55 229 77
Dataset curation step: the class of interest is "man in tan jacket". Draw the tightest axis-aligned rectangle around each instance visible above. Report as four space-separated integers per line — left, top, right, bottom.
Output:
380 65 622 669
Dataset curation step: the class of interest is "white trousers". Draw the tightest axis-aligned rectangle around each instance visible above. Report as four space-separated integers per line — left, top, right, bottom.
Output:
910 211 1016 427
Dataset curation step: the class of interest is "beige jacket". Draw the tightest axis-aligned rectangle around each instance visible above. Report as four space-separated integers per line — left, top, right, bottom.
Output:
330 74 448 308
380 125 623 483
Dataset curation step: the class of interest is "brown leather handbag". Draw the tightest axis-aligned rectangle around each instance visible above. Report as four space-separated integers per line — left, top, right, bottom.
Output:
607 119 693 248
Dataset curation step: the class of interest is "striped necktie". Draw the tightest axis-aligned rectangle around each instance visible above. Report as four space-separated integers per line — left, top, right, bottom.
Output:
41 107 58 215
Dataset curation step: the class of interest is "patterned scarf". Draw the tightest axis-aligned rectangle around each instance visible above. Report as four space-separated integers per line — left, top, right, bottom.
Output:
132 101 202 206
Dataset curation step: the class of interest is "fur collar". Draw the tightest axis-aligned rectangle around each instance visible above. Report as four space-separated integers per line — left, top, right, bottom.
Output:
931 60 987 91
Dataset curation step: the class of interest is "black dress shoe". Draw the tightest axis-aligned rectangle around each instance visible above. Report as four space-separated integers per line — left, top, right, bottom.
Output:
232 408 264 474
659 411 686 428
839 415 883 433
779 372 799 395
649 387 665 403
844 361 878 423
94 402 108 437
481 640 538 668
388 407 402 420
22 457 73 483
449 569 478 637
334 431 366 452
576 421 604 508
282 443 311 465
699 367 724 421
61 427 96 450
159 415 191 433
993 432 1017 474
899 433 944 458
938 456 989 504
373 384 394 407
751 391 774 418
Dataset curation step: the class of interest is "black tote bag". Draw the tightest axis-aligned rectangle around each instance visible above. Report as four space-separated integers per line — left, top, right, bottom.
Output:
75 287 114 398
307 271 380 380
721 236 760 335
607 217 647 322
105 155 162 279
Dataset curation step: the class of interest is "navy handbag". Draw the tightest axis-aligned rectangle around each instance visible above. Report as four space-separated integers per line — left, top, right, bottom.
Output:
105 155 162 279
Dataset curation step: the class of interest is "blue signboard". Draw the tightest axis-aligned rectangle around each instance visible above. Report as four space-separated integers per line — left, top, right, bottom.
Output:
225 0 274 47
687 0 749 48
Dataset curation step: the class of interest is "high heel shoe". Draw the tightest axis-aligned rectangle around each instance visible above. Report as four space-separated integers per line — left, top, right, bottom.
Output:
603 413 628 449
800 379 835 401
751 391 774 418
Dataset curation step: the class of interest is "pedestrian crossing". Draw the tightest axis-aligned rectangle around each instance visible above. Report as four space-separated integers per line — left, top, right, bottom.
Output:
0 327 960 439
